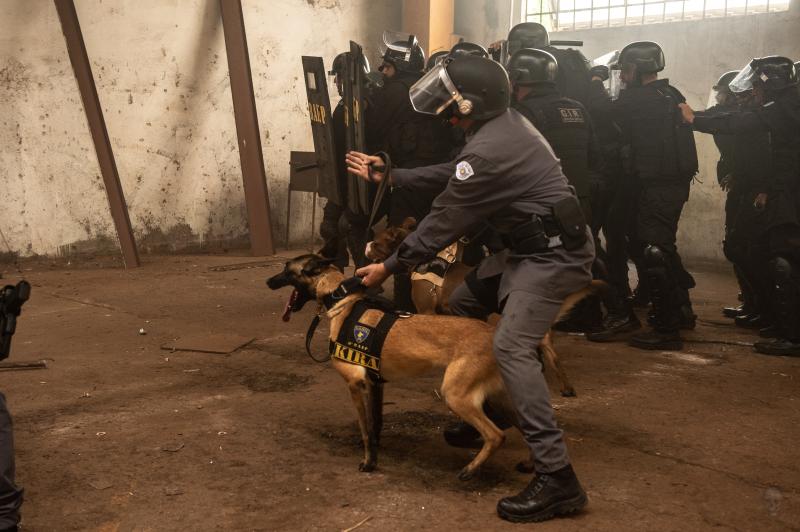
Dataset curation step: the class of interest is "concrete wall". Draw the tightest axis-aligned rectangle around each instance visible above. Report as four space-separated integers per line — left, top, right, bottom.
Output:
456 0 800 262
0 0 400 258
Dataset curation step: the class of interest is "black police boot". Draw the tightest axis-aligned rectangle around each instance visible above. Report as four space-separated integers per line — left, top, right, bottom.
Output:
586 290 641 342
734 314 770 329
443 402 512 448
753 338 800 357
629 329 683 351
759 324 781 338
496 464 588 523
680 303 697 330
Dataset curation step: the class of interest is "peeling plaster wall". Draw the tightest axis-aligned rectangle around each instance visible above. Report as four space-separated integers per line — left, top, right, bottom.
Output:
0 0 400 257
455 0 800 263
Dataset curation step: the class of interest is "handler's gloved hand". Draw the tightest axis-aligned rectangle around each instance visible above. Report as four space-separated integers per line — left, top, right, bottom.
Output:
589 65 609 82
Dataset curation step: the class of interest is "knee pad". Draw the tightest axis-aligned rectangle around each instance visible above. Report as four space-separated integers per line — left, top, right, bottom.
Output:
643 245 669 269
770 256 794 282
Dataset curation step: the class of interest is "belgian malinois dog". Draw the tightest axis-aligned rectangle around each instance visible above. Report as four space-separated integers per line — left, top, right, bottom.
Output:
267 254 596 478
366 220 587 398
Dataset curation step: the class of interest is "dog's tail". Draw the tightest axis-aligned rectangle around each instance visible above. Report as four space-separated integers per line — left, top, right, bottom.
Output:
553 279 606 323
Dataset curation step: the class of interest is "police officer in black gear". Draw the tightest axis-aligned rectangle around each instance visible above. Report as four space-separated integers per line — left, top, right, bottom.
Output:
706 70 761 320
583 60 643 340
600 41 698 350
448 41 489 59
368 32 456 311
324 52 371 269
684 57 800 356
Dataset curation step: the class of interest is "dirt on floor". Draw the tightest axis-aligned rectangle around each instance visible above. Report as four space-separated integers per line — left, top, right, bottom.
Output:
0 252 798 531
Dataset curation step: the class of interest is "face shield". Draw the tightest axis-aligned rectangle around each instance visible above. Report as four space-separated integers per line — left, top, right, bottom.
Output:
408 63 465 116
592 50 620 68
729 64 755 94
380 30 415 61
608 67 623 100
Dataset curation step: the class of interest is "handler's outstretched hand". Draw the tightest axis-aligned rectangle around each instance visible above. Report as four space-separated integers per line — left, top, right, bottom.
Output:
346 151 385 183
356 263 390 288
679 103 695 124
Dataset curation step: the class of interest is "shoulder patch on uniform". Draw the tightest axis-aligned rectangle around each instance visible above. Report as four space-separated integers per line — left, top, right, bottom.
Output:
559 108 584 123
455 161 474 181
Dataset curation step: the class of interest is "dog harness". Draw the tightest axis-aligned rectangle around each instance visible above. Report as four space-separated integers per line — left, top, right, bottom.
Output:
410 241 461 288
329 300 401 382
305 277 407 382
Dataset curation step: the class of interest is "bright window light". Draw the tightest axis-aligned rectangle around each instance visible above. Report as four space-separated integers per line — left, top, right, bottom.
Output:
524 0 790 30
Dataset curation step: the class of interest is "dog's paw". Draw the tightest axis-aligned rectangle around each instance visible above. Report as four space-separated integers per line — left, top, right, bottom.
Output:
515 460 535 474
358 460 376 473
560 388 577 398
458 466 476 481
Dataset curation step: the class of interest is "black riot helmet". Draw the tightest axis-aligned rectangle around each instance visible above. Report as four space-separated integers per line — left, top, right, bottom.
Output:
730 56 797 94
714 70 739 92
507 48 558 86
708 70 739 107
507 22 550 56
425 50 449 72
328 52 347 77
449 41 489 59
618 41 665 75
380 31 425 74
409 55 510 121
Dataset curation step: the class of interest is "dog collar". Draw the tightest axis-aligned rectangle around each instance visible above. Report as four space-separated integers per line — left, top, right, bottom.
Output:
321 276 366 310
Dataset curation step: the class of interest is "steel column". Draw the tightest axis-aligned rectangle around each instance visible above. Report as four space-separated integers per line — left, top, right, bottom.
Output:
54 0 140 267
219 0 275 256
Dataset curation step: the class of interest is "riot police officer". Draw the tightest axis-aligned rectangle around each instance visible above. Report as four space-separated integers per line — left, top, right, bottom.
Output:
367 32 456 311
682 57 800 356
705 71 764 321
598 41 699 350
349 54 593 523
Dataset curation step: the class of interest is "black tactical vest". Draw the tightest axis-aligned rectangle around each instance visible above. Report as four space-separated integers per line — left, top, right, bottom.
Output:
619 80 698 183
515 89 592 198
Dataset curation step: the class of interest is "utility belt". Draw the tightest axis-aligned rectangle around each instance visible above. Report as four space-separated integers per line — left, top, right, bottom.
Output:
502 196 588 254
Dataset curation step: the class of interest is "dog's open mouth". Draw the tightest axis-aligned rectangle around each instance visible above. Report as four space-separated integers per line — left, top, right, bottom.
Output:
282 289 299 322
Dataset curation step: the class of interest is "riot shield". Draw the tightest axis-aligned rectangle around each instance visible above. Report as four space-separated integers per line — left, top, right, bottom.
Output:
300 56 339 204
344 41 370 215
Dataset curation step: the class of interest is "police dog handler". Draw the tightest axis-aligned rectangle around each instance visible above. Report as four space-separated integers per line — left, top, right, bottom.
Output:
347 55 594 524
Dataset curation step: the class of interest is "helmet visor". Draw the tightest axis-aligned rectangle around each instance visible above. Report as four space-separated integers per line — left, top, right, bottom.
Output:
608 68 623 101
729 64 755 94
409 63 461 115
592 50 620 67
381 31 415 58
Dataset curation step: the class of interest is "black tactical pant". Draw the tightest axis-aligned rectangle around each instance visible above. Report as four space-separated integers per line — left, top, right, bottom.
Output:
0 393 22 530
637 182 695 331
592 179 637 310
319 201 349 271
723 186 770 316
750 223 800 339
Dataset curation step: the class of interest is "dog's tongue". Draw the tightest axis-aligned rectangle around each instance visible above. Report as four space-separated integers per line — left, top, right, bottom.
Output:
282 289 298 322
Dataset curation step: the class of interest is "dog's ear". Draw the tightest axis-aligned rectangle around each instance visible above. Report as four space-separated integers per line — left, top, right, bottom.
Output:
301 257 336 277
401 217 417 231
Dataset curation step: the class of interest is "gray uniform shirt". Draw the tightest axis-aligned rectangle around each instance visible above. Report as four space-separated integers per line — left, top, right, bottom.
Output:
383 108 594 302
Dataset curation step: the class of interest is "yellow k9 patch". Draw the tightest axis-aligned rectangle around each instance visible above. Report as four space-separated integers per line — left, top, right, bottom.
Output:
331 342 380 372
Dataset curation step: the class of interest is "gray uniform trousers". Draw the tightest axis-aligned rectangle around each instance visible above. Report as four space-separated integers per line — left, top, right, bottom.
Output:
449 242 593 473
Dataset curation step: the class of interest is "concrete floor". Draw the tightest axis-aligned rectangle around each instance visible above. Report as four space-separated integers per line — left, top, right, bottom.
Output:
1 252 798 531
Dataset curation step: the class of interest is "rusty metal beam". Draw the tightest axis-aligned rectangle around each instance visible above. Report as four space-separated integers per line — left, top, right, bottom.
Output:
219 0 275 256
53 0 140 268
